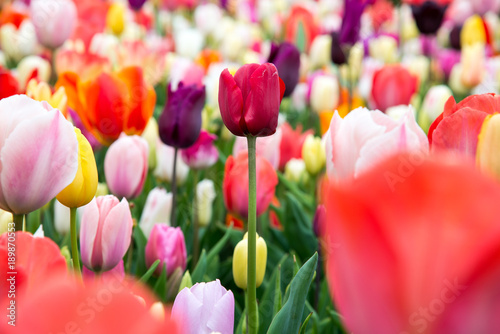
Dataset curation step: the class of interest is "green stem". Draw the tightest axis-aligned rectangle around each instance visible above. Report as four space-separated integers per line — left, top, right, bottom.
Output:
170 147 178 227
13 214 23 232
247 136 258 334
70 207 81 277
126 226 134 274
192 170 200 268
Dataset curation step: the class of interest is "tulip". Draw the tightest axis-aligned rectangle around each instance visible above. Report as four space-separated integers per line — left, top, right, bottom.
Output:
54 199 70 235
368 35 398 64
194 4 223 35
302 135 326 175
16 55 51 90
330 32 347 65
26 79 67 117
285 5 319 53
470 0 500 15
233 232 267 289
80 195 133 272
279 123 313 170
82 260 125 284
0 209 13 234
312 205 326 238
145 225 187 276
309 35 332 70
106 2 126 36
57 128 98 208
223 152 278 219
154 140 190 184
172 279 234 334
410 0 449 35
460 43 485 88
418 85 453 132
0 67 18 99
105 135 148 199
218 63 285 137
285 159 308 184
30 0 77 49
159 82 206 149
268 42 301 97
196 179 216 227
428 93 500 158
180 130 219 169
477 114 500 181
371 65 418 112
461 15 487 47
128 0 147 11
325 107 428 180
310 73 340 114
325 153 500 334
141 118 159 170
56 66 156 145
0 21 38 63
139 187 172 238
0 95 78 219
233 129 282 170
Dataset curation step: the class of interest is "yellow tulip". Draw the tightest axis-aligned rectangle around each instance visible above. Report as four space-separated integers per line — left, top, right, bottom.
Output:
461 15 487 47
302 135 326 175
106 3 126 36
26 79 68 117
0 209 13 234
477 114 500 181
57 128 98 208
233 232 267 290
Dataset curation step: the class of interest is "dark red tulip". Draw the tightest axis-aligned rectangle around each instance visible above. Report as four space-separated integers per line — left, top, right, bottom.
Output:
128 0 147 10
268 42 300 97
410 0 450 35
218 63 285 137
159 82 206 149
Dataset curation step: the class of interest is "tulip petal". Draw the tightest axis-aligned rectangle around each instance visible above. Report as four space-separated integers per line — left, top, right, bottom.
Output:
0 108 78 214
207 289 234 334
219 69 245 136
172 287 204 333
80 199 100 269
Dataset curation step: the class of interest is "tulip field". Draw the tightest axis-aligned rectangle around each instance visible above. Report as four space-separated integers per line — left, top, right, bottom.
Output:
2 0 500 333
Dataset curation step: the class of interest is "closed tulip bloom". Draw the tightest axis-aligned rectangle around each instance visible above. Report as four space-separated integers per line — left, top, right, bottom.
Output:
196 179 216 227
106 3 126 36
105 135 148 199
310 73 340 114
371 65 418 112
0 209 13 234
279 123 313 170
30 0 77 49
477 114 500 181
218 63 285 137
159 82 206 149
418 85 453 131
460 43 485 88
233 232 267 289
141 118 159 170
302 135 326 175
0 95 78 214
180 130 219 169
128 0 147 10
57 128 98 208
325 153 500 334
223 152 278 219
139 187 172 238
80 195 133 272
172 279 234 334
145 225 187 276
285 158 308 184
268 42 300 97
461 15 487 47
410 0 449 35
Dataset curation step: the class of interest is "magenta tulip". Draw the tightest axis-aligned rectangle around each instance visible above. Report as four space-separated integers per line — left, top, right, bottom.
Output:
30 0 77 49
145 225 187 276
172 279 234 334
80 195 133 272
0 95 78 214
104 135 148 199
180 130 219 169
218 63 285 137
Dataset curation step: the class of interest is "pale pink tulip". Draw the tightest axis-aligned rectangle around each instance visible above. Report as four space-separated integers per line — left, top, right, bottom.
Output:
30 0 77 49
0 95 78 214
324 107 428 180
80 195 133 272
104 135 148 199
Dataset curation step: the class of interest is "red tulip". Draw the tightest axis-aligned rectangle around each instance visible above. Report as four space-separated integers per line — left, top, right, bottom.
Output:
223 152 278 219
0 68 19 99
278 123 313 170
371 64 418 111
429 93 500 158
218 63 285 137
324 153 500 334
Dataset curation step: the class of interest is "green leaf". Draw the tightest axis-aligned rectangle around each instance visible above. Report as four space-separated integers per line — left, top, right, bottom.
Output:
133 227 148 277
272 265 282 317
153 263 168 302
206 226 232 263
277 173 315 210
191 249 207 283
178 270 193 293
267 253 318 334
139 259 160 283
299 313 313 334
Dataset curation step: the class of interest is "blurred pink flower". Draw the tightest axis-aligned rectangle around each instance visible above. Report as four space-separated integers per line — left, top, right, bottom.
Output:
30 0 77 49
145 225 187 276
181 130 219 169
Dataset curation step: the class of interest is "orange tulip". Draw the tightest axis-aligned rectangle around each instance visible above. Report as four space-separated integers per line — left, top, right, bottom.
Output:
57 66 156 145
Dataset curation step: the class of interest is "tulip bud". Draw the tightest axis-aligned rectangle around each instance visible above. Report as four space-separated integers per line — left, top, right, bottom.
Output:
309 35 332 69
196 180 216 227
141 118 159 170
180 131 219 169
302 135 326 175
104 135 148 199
310 74 339 114
233 232 267 289
154 140 190 184
313 205 326 237
57 128 98 208
139 188 173 238
54 199 70 235
418 85 453 132
460 43 485 88
0 209 13 234
284 158 308 184
461 15 487 47
268 42 301 97
369 35 398 64
80 196 133 272
106 3 126 36
30 0 77 49
477 115 500 181
145 225 187 276
128 0 147 11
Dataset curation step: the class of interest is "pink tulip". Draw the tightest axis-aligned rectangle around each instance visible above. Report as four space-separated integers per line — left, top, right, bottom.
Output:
180 130 219 169
104 134 148 199
371 64 418 111
145 225 187 276
0 95 78 214
82 260 125 284
80 195 133 272
324 107 428 180
30 0 77 49
172 279 234 334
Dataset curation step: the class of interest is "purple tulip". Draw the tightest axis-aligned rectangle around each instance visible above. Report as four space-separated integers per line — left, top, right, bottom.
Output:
411 1 448 36
145 225 187 276
104 135 149 199
339 0 373 45
158 82 206 149
267 42 301 97
330 32 347 65
128 0 147 10
180 130 219 169
80 195 134 272
312 205 326 237
172 279 235 334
